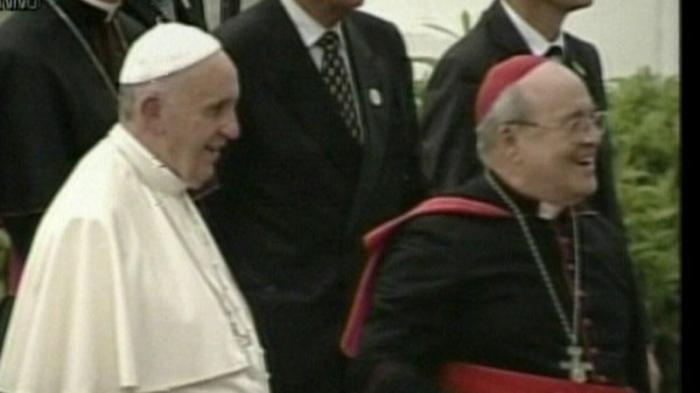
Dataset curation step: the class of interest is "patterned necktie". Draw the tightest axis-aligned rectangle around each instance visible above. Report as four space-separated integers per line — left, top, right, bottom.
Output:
317 31 363 144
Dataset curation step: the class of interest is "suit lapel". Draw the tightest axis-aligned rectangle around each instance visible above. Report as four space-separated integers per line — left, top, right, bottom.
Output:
175 0 206 28
342 14 394 233
258 0 362 179
562 35 606 109
343 15 390 203
484 1 533 59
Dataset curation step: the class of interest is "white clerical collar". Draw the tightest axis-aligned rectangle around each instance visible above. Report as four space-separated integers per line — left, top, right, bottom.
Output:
501 0 565 56
538 201 566 220
280 0 345 50
80 0 122 21
109 124 189 196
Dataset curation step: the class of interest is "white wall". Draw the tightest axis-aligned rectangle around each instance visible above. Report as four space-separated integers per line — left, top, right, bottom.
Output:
360 0 679 78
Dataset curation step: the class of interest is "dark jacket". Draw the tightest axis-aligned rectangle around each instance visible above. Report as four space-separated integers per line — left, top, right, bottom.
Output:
0 0 146 256
205 1 423 392
350 174 650 393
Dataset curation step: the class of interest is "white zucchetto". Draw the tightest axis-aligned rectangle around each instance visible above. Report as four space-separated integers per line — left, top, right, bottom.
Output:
119 22 222 85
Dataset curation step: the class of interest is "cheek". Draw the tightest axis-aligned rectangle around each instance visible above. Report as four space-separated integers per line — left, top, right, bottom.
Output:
522 149 567 181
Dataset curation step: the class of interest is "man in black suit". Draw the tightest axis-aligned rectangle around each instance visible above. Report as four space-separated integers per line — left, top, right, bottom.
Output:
208 0 422 392
0 0 148 258
420 0 622 229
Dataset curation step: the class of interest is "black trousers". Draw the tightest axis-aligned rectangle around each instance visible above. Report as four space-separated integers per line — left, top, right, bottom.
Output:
249 290 349 393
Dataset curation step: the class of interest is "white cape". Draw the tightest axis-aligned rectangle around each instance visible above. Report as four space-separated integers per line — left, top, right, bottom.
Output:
0 125 268 393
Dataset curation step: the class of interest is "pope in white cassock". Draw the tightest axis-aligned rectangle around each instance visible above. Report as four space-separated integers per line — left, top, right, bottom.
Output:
0 23 270 393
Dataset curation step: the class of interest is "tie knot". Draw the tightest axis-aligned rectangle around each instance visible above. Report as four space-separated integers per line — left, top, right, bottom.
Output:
317 31 340 53
544 45 564 59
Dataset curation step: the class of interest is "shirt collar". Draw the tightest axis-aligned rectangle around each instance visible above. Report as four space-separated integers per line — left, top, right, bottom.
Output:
109 123 189 196
501 0 565 56
538 201 566 220
280 0 344 49
79 0 122 21
483 171 568 220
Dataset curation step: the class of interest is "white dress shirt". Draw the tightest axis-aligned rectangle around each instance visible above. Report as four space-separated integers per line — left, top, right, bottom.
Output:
500 0 566 56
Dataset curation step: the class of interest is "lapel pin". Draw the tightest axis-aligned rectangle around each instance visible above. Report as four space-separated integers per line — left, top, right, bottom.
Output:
369 88 383 107
572 60 587 77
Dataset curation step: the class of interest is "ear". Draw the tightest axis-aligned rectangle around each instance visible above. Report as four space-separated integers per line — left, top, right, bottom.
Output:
499 124 522 163
140 94 164 133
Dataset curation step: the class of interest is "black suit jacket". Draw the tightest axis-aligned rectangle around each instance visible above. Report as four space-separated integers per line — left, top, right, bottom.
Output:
207 2 422 391
420 0 621 228
209 0 421 301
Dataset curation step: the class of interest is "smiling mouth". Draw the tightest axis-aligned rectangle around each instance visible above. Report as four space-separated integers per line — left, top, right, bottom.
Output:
204 145 225 160
575 157 596 170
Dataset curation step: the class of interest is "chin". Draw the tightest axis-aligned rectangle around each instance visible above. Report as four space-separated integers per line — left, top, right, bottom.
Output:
572 183 597 203
565 0 593 11
186 170 214 189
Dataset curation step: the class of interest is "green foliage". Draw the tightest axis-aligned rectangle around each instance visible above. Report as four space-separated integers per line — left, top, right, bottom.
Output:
607 69 680 393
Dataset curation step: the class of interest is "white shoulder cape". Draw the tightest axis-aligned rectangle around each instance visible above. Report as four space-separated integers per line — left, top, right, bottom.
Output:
0 125 263 392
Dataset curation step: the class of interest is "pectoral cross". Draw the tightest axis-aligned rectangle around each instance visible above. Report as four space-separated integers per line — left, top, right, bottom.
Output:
559 345 593 383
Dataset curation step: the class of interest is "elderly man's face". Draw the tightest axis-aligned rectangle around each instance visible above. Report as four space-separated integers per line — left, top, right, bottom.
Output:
511 63 602 205
159 52 240 188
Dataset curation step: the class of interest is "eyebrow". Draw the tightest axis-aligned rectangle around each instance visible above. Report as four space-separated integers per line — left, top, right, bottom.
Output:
560 107 596 121
207 97 235 111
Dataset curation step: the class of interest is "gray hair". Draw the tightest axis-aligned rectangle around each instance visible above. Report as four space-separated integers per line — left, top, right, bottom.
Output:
118 85 138 123
118 77 177 124
475 85 530 162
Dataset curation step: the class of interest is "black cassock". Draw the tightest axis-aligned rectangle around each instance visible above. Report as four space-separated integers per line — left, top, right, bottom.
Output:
0 0 147 256
349 174 650 393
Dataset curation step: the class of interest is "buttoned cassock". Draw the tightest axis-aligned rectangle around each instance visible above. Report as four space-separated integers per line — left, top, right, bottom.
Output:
0 125 269 393
348 174 651 393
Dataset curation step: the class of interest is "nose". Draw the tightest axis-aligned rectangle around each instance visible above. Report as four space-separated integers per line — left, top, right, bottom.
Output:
579 112 605 145
581 125 603 146
221 109 240 141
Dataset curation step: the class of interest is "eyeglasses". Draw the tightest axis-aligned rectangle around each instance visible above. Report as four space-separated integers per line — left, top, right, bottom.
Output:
505 111 607 137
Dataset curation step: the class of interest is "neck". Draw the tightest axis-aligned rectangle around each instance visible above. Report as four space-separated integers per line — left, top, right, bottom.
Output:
504 0 566 41
294 0 345 28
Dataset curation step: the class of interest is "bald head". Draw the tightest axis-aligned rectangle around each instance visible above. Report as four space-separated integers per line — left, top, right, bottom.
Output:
517 61 592 109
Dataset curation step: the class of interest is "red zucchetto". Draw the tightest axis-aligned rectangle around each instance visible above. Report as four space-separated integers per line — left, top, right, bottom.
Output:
475 55 548 123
